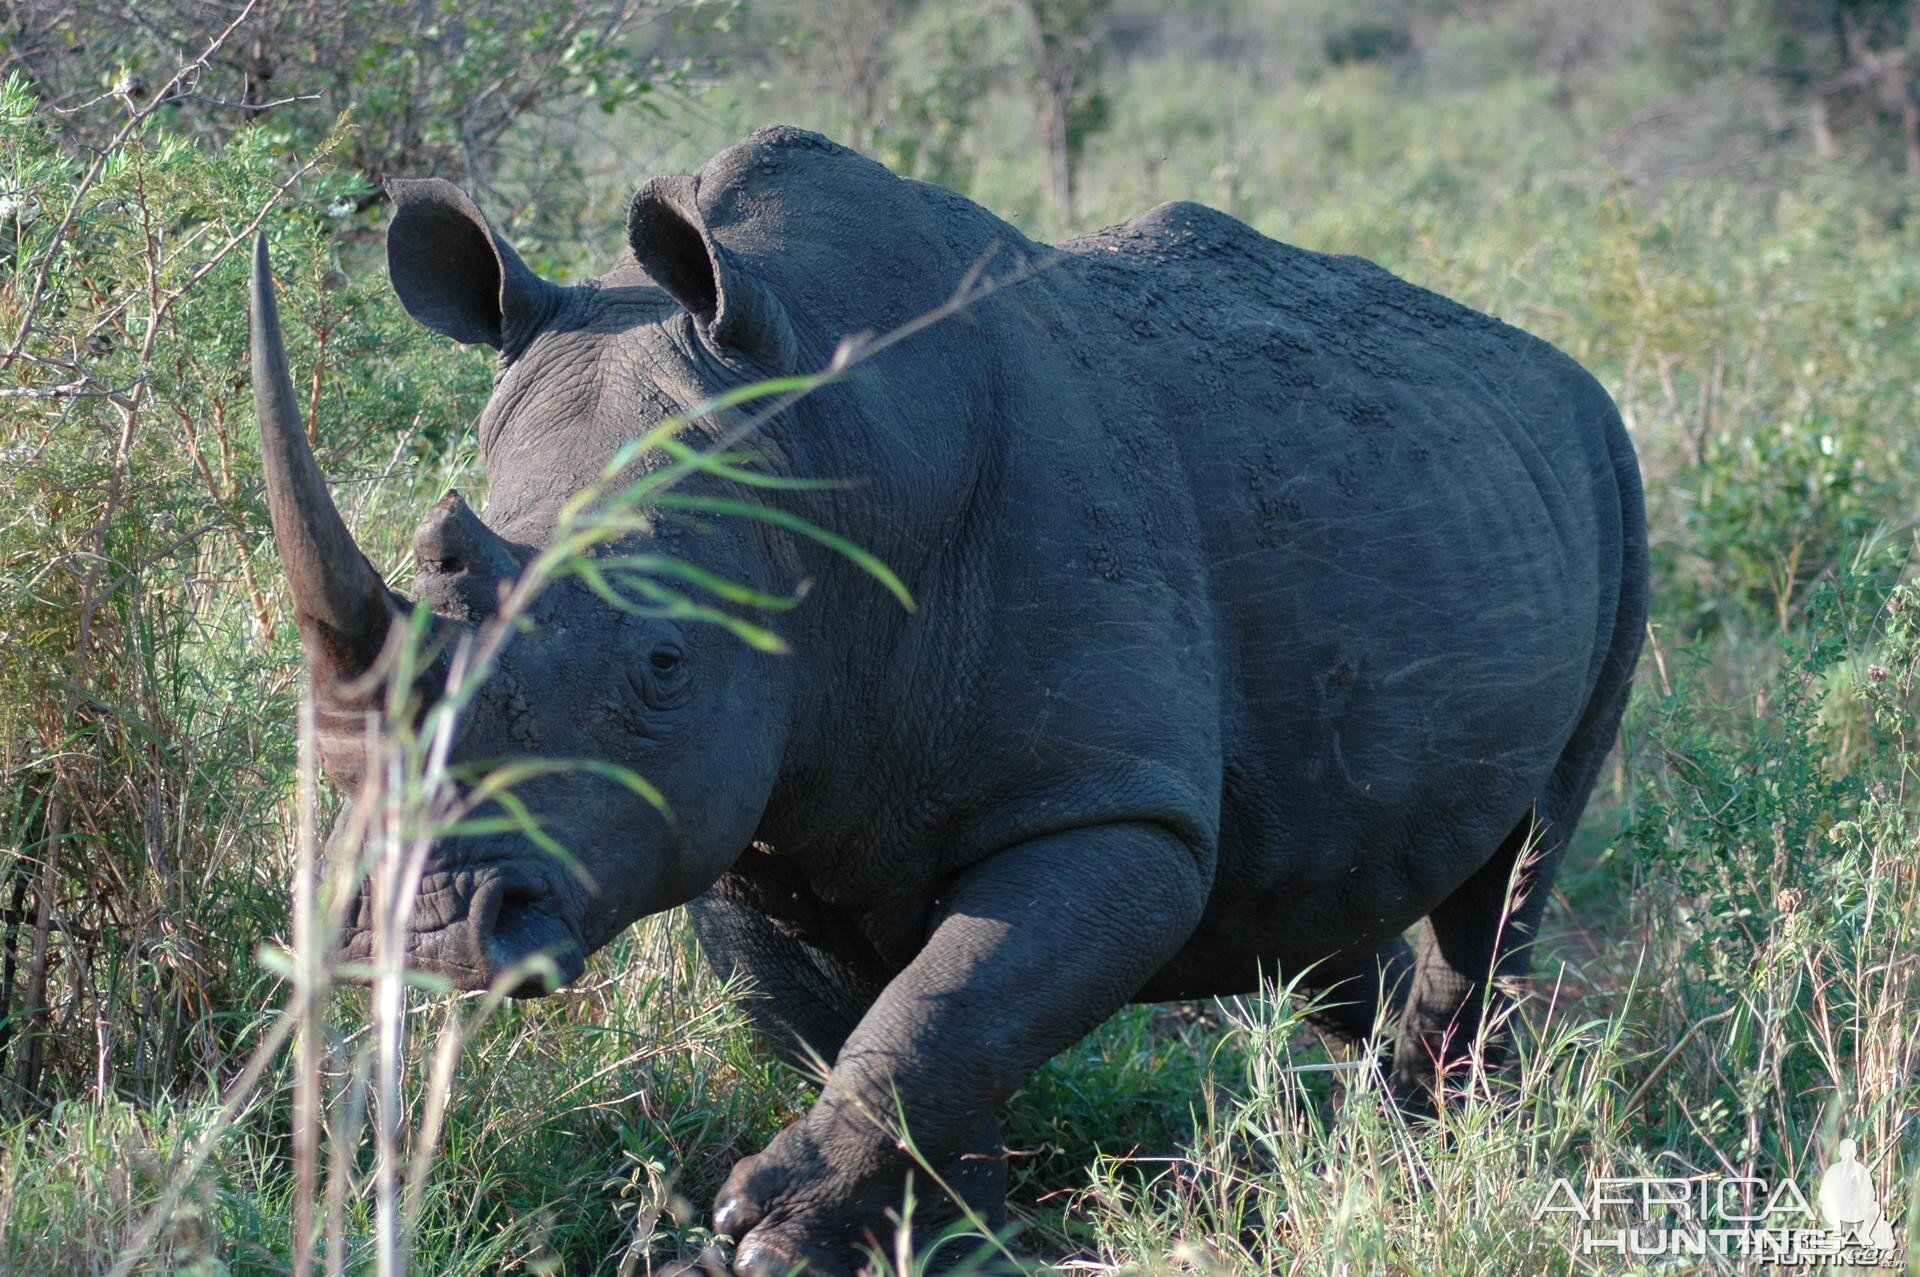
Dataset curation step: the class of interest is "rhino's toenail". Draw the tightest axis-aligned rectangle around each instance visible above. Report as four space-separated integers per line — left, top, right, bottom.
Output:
712 1197 752 1238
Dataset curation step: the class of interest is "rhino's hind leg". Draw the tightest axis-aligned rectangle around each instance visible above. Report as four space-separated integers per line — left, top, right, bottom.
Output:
1391 481 1642 1111
1389 809 1563 1107
1297 937 1413 1049
1391 696 1632 1108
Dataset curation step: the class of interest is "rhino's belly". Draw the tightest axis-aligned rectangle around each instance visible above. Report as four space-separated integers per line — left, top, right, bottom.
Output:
1138 752 1546 1001
1138 577 1599 997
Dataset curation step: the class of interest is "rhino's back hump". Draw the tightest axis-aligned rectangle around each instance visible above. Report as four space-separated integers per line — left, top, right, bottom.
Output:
1061 198 1521 399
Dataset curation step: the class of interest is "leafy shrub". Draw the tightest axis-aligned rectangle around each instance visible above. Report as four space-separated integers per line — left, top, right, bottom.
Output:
1 0 728 238
0 71 491 1104
1613 558 1920 1180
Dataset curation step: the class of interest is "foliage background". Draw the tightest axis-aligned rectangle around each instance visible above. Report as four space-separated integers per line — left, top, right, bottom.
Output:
5 0 1920 1272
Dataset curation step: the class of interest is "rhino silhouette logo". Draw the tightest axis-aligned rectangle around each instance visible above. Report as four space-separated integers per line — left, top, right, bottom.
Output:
1818 1138 1898 1251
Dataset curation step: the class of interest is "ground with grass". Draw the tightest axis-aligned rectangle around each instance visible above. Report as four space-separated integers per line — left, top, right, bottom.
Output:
5 2 1920 1273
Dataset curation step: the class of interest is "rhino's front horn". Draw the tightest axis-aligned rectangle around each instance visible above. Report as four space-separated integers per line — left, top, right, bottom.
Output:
251 236 397 782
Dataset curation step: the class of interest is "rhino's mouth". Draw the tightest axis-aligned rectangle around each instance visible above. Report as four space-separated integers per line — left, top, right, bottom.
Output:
338 864 587 997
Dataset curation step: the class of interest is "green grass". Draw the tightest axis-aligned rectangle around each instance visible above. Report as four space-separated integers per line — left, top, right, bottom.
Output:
10 3 1920 1273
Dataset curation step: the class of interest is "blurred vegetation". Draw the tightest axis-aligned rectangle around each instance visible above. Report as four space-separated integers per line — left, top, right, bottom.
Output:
0 73 478 1105
5 0 1920 1271
0 0 739 233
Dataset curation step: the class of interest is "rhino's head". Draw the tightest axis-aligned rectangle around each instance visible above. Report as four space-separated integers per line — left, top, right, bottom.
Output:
251 178 807 995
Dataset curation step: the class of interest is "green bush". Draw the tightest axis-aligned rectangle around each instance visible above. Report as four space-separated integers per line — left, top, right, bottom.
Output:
0 72 491 1104
2 0 726 250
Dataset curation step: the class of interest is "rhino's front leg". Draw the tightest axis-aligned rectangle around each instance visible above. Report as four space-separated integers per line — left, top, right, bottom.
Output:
715 822 1211 1276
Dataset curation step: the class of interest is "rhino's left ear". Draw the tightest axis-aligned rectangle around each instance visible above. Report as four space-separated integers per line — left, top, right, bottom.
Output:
627 176 797 370
387 179 562 356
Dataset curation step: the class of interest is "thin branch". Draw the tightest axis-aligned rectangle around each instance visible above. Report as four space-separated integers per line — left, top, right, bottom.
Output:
2 0 264 367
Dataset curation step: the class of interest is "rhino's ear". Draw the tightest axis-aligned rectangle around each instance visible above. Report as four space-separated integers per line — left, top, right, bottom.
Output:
387 179 562 355
627 175 797 369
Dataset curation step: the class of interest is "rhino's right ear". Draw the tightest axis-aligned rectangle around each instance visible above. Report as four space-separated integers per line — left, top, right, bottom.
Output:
627 175 797 369
386 179 562 355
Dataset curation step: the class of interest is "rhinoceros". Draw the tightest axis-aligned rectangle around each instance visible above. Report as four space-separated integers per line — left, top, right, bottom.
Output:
250 125 1646 1274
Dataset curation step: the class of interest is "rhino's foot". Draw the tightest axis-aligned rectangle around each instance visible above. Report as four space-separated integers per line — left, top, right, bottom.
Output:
1386 1051 1445 1119
713 1111 1007 1277
1387 1012 1524 1118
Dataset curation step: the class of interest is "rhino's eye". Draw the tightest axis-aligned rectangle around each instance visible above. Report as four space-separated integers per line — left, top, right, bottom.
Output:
625 644 689 720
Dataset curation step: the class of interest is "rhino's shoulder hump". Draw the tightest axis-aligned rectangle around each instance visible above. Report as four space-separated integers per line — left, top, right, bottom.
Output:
686 127 1044 333
1068 200 1366 305
1120 198 1261 241
737 123 856 156
713 124 867 174
696 124 896 207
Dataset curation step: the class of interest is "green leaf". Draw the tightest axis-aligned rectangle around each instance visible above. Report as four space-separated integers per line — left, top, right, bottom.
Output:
596 554 811 612
654 493 915 611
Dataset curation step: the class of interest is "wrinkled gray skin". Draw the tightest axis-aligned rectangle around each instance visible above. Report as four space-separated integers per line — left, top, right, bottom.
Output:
251 126 1646 1275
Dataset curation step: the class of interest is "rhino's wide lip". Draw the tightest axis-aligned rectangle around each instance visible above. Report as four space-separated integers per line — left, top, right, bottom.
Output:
335 863 588 996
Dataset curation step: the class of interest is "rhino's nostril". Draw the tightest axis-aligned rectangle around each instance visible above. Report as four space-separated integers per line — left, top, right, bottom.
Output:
467 873 568 985
331 865 577 995
495 881 543 936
